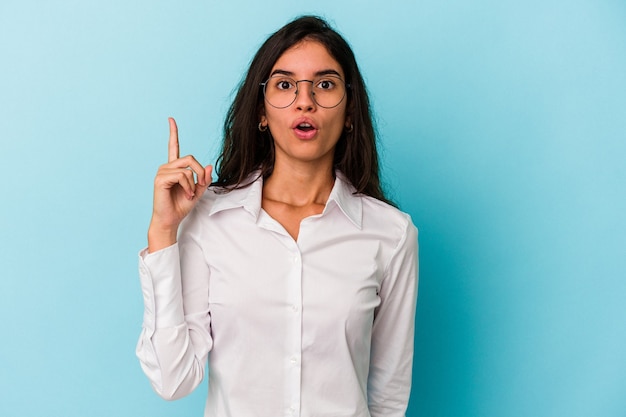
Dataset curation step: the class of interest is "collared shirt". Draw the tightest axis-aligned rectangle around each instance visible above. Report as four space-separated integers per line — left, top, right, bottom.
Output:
136 172 418 417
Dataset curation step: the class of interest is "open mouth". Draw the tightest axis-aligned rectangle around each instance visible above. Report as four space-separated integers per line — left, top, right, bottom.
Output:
292 118 318 139
296 123 315 132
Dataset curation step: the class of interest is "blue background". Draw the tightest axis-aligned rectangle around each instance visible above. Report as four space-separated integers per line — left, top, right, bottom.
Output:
1 1 625 416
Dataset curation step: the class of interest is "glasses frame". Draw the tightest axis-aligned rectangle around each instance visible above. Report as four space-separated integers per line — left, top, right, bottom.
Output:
260 75 350 109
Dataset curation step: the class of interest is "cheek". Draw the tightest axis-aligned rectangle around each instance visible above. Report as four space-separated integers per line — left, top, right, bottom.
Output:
330 108 348 131
264 107 285 126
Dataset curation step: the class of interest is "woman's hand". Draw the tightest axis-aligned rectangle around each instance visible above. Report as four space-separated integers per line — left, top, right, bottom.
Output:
147 117 212 252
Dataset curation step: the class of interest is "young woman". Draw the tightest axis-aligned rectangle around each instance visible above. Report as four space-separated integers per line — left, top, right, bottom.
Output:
137 15 418 417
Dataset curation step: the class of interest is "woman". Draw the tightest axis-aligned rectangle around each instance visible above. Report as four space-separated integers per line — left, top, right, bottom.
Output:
137 15 418 417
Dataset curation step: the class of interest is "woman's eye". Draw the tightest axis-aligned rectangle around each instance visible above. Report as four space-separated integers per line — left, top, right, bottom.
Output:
317 79 335 90
276 80 294 90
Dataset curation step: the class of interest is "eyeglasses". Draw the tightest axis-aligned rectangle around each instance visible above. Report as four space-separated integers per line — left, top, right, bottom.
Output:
260 75 349 109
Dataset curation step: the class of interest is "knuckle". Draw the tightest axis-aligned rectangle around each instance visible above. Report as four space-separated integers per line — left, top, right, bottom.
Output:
154 176 166 186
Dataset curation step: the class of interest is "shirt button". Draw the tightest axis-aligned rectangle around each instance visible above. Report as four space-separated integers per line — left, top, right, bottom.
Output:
290 356 297 364
291 305 299 312
289 406 296 413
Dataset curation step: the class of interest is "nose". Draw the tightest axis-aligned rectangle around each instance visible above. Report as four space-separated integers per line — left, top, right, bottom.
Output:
294 80 316 111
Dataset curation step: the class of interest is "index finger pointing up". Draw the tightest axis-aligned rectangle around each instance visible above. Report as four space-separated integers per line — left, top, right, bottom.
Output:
168 117 179 162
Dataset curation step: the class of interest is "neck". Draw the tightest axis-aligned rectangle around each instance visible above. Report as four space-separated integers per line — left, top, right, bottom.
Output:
263 160 335 207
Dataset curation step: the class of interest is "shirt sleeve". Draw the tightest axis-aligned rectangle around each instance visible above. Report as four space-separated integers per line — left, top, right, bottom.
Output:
135 225 213 400
368 217 419 417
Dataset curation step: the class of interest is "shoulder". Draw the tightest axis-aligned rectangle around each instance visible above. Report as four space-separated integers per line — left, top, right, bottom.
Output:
358 194 418 250
177 189 220 237
180 188 219 223
333 172 417 246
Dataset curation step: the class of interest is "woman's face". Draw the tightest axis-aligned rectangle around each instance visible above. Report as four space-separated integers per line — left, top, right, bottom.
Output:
260 39 350 170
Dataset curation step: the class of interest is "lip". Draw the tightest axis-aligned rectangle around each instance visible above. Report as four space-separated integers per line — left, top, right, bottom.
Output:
291 117 318 140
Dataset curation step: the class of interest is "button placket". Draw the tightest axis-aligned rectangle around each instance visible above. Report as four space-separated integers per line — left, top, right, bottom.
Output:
285 243 302 416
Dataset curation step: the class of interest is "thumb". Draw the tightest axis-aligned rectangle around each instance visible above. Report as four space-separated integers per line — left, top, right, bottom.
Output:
195 165 213 199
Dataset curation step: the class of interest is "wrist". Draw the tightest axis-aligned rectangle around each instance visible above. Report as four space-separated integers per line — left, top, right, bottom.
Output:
147 223 178 253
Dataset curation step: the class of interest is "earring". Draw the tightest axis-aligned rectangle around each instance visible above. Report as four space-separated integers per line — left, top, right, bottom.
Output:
258 122 268 132
345 123 354 133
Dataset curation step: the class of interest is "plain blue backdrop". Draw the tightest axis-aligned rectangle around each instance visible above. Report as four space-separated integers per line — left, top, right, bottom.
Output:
1 1 625 416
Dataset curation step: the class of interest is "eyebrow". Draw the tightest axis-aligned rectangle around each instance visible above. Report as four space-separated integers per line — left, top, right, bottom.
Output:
270 68 343 78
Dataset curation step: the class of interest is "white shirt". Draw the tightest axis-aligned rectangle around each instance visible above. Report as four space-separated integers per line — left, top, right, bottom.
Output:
136 172 418 417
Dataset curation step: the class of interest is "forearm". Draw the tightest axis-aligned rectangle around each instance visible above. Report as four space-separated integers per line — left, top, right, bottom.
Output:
136 243 212 400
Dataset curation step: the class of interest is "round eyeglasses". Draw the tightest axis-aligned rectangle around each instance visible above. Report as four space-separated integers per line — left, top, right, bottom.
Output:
260 75 349 109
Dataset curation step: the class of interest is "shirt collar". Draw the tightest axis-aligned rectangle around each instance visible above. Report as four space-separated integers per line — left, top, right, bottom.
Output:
325 172 363 229
207 171 362 229
207 172 263 219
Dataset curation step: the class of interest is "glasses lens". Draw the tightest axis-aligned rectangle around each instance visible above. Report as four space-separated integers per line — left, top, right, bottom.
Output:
312 76 346 108
263 76 346 108
264 76 297 108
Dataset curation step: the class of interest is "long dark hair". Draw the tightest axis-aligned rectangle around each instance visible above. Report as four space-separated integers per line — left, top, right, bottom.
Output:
214 15 392 205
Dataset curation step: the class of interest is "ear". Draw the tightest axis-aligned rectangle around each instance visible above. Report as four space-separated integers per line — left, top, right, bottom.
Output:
344 115 352 129
259 114 267 128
